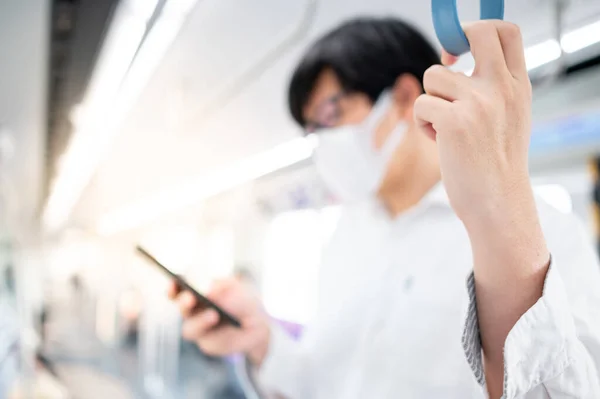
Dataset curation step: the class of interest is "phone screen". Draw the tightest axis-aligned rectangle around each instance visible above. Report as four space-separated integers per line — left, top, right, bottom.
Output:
136 245 241 328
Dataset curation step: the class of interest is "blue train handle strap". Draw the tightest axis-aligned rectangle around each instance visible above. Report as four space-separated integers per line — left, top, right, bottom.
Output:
432 0 505 56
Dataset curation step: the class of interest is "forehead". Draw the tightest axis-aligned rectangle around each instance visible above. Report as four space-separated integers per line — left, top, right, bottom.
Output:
302 68 342 122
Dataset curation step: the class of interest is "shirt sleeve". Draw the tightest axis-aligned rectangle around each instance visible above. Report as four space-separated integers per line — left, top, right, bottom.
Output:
237 324 316 399
462 235 600 397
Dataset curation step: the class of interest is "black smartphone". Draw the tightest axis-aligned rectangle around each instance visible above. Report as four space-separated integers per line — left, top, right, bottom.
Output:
136 245 242 328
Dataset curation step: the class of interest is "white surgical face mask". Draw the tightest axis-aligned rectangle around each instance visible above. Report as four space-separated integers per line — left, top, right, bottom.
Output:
311 91 407 203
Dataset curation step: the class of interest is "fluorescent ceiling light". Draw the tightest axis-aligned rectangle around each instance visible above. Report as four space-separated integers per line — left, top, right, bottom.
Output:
462 18 600 75
42 0 198 233
561 20 600 54
96 137 317 235
463 40 561 75
43 3 150 232
525 39 562 70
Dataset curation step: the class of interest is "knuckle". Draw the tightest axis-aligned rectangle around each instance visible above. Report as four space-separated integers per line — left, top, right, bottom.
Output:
468 94 492 120
503 22 522 40
178 303 190 316
415 93 427 104
498 78 515 99
182 322 197 341
413 94 427 114
179 303 195 316
471 20 492 36
423 65 444 91
458 111 477 132
470 90 487 108
424 64 444 80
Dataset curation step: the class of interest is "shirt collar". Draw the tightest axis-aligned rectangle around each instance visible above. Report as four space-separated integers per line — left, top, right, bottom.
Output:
420 182 451 207
364 182 451 222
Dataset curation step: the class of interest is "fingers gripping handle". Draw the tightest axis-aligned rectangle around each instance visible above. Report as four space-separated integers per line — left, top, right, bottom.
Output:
432 0 505 56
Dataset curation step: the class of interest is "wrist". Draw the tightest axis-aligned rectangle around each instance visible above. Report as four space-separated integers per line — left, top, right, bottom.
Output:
461 176 536 236
464 183 550 283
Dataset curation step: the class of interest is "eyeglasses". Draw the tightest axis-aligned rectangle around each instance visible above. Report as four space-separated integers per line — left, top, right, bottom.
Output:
304 91 347 134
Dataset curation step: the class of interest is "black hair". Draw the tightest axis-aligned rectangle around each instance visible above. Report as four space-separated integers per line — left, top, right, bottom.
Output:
288 17 440 126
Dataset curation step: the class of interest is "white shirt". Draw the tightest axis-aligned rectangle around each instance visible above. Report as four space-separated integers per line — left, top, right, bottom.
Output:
248 186 600 398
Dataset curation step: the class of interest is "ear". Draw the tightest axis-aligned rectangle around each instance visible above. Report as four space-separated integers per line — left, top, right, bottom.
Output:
391 74 422 120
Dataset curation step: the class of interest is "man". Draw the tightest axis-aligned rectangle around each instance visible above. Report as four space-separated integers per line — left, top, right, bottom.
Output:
170 17 600 398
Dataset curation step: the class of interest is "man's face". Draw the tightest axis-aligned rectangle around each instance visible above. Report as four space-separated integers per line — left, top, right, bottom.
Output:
302 68 374 133
301 68 427 196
